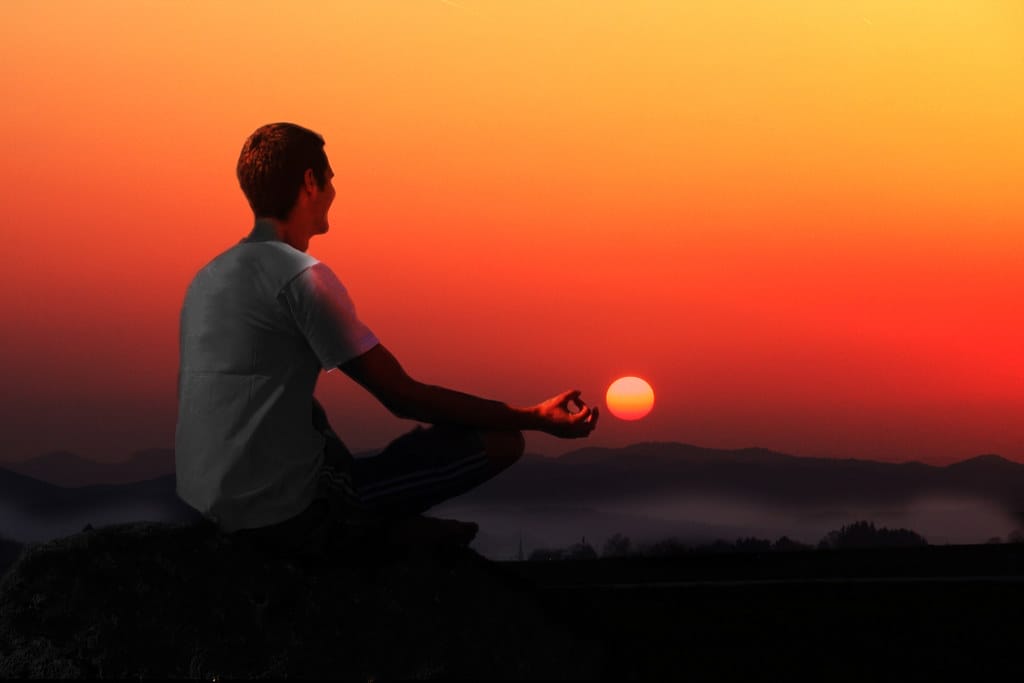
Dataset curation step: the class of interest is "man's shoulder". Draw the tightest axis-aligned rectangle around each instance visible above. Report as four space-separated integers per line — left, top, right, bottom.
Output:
287 262 356 302
249 241 321 276
194 241 321 290
227 240 320 269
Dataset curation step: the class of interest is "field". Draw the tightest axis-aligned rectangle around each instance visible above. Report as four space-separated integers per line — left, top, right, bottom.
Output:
502 544 1024 678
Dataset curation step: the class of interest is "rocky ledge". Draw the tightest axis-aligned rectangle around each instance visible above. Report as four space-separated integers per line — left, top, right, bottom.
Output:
0 517 597 679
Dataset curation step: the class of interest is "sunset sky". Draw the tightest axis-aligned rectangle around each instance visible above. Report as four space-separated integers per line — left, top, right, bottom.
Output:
1 1 1021 465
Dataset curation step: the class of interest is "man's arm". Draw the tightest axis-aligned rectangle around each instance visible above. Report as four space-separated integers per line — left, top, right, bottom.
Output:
339 344 598 439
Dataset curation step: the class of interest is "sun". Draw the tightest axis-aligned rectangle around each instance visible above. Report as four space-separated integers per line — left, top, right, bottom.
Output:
605 376 655 421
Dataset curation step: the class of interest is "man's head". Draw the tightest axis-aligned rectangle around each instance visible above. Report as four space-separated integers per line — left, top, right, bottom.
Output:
236 123 331 221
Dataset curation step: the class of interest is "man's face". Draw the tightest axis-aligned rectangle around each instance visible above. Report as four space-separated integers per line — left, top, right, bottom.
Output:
314 165 336 235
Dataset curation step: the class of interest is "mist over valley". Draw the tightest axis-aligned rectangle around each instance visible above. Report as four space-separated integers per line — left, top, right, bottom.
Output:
3 443 1022 559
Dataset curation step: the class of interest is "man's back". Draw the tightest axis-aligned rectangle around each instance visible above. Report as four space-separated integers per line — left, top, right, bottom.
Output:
175 237 375 533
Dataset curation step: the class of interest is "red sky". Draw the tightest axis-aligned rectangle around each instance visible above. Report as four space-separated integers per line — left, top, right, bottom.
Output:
1 1 1021 464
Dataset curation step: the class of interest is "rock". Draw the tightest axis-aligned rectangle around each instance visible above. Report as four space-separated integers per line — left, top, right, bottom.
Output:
0 535 23 578
0 517 599 679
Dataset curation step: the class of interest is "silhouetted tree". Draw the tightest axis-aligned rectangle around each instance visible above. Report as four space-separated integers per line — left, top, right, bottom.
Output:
565 538 597 560
734 537 772 553
1008 529 1024 544
700 540 735 554
773 536 812 552
644 538 690 557
528 538 596 561
818 521 927 549
602 533 632 558
527 548 564 561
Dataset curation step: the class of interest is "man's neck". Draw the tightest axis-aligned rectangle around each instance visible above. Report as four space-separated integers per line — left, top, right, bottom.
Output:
246 218 309 252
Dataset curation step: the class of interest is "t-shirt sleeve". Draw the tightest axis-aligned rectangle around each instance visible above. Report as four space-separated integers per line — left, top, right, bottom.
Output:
280 263 380 371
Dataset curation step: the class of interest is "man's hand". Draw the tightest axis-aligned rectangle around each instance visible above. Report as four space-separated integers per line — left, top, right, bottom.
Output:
532 389 599 439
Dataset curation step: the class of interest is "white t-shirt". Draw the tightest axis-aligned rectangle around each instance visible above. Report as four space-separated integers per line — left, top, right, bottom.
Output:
175 237 379 533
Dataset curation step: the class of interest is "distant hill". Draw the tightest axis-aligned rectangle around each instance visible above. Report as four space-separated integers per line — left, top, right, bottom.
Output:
1 448 385 488
0 468 201 544
4 449 174 487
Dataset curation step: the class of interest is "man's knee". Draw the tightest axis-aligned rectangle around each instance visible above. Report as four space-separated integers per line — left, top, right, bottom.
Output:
480 429 525 470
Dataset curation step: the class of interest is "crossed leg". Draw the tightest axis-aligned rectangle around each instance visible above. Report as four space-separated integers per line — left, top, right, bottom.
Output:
314 399 525 522
233 401 522 557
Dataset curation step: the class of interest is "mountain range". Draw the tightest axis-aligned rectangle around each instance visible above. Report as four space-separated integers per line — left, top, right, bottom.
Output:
2 449 175 487
2 443 1022 553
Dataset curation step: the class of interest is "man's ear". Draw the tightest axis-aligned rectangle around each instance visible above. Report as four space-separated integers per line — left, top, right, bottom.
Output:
303 168 318 194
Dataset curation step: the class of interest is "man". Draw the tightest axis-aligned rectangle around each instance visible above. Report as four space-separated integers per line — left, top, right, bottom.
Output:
175 122 598 555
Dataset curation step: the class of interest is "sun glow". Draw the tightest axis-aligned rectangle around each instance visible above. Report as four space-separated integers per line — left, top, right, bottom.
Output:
606 376 655 421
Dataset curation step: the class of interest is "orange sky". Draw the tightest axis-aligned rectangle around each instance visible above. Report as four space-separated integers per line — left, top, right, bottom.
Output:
1 1 1021 464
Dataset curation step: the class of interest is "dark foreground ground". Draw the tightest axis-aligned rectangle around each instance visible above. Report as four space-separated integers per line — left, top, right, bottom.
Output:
500 544 1024 679
5 529 1024 678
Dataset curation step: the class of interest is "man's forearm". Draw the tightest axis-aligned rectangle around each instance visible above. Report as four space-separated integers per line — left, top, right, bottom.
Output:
338 344 593 436
391 382 541 431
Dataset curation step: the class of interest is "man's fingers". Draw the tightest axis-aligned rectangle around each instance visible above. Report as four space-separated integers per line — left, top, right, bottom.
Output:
546 389 600 437
558 389 582 407
555 389 584 413
572 405 593 421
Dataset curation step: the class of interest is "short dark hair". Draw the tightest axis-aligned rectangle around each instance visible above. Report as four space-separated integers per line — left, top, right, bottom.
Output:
236 123 329 220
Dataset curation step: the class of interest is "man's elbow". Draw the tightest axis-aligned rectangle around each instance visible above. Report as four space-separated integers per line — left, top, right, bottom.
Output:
379 385 428 422
384 399 417 421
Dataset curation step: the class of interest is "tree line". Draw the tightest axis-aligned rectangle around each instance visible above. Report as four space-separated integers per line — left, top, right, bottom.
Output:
526 520 937 561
